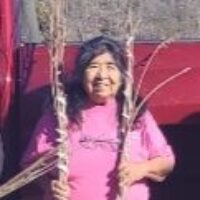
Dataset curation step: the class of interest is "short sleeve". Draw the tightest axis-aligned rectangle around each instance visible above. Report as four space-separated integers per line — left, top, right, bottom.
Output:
21 109 57 168
142 111 175 161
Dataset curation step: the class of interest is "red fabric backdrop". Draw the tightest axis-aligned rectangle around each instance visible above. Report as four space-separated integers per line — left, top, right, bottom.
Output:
0 0 15 126
19 42 200 125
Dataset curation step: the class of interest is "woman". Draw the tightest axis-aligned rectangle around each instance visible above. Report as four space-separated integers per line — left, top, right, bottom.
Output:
21 36 175 200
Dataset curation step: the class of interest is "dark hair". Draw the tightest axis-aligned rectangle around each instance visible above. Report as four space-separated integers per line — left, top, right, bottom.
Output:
66 35 145 126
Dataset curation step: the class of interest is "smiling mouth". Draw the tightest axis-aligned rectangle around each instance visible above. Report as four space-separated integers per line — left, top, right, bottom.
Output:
94 81 109 86
93 83 109 92
94 83 109 89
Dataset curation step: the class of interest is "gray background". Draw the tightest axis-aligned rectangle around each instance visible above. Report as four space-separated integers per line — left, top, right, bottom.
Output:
20 0 200 42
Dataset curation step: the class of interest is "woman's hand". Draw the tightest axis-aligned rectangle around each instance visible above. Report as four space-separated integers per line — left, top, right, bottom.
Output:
118 157 175 187
118 160 148 187
51 180 70 200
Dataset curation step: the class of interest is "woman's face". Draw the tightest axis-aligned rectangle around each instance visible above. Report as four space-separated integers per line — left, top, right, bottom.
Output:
83 52 122 104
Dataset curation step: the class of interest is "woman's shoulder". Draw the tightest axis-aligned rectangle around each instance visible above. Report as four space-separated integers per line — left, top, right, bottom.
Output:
134 109 150 123
133 110 160 132
137 110 157 123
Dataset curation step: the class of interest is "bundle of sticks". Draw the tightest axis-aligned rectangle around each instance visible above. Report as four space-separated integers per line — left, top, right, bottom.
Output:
0 1 191 199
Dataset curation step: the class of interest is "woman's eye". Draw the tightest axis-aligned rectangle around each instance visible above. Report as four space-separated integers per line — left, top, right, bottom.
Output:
88 65 99 69
107 65 116 70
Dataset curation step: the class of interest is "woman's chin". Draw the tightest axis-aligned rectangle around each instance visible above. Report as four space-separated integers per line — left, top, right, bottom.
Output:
90 94 114 105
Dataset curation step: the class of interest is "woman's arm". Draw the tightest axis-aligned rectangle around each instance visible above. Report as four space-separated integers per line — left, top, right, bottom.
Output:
144 156 175 182
119 110 175 186
20 109 57 199
119 155 175 186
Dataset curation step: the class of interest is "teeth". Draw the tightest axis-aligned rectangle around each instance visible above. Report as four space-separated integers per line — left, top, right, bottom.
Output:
95 84 107 87
95 82 108 86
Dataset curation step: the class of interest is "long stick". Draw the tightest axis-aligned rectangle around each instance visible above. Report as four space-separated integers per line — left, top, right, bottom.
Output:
116 4 141 198
49 0 69 182
0 0 69 197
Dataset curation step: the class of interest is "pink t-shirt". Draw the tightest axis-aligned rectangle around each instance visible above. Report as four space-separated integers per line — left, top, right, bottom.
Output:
21 99 175 200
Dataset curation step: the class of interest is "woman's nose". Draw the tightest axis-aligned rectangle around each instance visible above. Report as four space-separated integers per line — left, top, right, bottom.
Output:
97 66 109 78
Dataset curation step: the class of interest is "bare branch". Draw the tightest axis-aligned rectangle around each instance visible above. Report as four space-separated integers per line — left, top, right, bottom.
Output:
132 67 191 124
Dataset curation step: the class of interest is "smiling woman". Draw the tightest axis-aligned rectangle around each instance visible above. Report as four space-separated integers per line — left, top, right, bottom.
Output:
83 52 122 104
21 36 175 200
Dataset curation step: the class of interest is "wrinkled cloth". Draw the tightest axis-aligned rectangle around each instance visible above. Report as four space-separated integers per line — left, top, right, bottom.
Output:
21 99 175 200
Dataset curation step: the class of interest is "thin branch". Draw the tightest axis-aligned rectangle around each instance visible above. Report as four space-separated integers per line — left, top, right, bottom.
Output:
0 146 59 198
133 37 175 108
131 67 191 125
